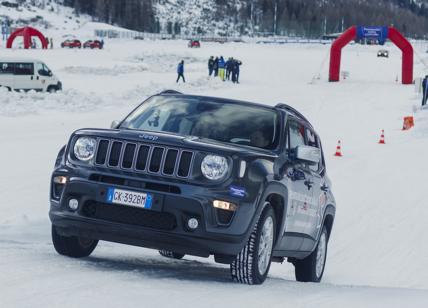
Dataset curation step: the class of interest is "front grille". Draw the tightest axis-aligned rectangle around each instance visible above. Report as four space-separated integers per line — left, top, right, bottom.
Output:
82 202 177 231
95 139 194 179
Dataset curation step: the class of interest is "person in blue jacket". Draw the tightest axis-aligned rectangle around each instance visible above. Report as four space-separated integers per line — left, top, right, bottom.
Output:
176 60 185 83
218 56 225 81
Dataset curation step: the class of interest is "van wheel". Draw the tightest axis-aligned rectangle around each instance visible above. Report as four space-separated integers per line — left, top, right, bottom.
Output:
230 203 276 285
158 250 185 259
294 226 329 282
47 86 57 93
51 225 98 258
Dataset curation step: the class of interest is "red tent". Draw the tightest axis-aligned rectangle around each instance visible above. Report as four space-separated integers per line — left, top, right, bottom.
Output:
6 26 48 49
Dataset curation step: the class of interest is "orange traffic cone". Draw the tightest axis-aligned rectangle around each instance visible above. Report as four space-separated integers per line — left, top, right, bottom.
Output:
334 140 343 157
402 116 414 130
378 130 385 144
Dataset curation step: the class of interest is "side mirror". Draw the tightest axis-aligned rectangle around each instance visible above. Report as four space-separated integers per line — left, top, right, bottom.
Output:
48 70 53 76
295 145 321 165
110 120 120 129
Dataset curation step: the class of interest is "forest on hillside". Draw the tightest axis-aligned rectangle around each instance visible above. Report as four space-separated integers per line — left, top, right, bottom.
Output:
59 0 428 38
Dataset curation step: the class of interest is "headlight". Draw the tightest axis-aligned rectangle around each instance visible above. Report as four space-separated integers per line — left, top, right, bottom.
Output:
73 137 97 162
201 155 229 180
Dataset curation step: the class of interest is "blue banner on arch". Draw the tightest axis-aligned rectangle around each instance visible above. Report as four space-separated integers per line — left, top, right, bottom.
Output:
356 26 388 45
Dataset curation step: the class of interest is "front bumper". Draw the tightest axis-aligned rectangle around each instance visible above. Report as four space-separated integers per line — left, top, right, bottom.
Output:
50 172 258 258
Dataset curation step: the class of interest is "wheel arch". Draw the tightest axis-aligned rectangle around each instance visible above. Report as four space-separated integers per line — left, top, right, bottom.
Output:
322 204 336 239
258 182 289 247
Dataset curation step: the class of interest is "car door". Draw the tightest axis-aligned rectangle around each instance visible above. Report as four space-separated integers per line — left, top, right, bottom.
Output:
14 62 36 90
302 127 324 241
278 118 315 251
34 62 50 91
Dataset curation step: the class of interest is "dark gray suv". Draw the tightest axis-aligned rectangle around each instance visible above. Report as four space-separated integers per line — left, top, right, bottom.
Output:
49 91 336 285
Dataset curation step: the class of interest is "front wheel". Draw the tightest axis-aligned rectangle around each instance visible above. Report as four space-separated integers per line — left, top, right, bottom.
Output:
51 225 98 258
47 86 58 93
230 204 276 285
294 226 328 282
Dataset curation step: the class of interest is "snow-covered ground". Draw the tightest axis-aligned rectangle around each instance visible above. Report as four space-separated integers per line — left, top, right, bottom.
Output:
1 38 428 307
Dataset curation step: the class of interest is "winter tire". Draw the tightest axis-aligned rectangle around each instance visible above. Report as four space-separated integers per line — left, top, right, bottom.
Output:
294 226 328 282
51 225 98 258
158 250 185 260
230 203 276 285
47 86 57 93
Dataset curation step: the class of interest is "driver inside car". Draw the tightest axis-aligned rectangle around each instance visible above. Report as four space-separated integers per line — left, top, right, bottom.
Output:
250 130 270 148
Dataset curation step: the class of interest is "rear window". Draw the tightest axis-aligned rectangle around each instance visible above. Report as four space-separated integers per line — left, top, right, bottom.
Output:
0 63 14 74
14 63 34 75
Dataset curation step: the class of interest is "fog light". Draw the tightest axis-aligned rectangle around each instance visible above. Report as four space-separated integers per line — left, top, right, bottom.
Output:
69 199 79 211
213 200 237 212
53 176 67 184
187 218 199 230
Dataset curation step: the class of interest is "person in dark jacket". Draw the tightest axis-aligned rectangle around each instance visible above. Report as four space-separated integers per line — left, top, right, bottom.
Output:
208 56 214 76
225 57 232 80
422 75 428 106
213 57 219 77
176 60 185 83
231 59 242 84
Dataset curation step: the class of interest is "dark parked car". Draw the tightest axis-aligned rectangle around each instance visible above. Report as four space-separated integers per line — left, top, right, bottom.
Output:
188 40 201 48
49 91 336 285
61 39 82 49
377 49 389 58
83 40 103 49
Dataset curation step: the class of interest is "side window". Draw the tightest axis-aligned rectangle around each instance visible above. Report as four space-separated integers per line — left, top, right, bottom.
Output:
36 62 50 76
0 62 14 74
288 120 305 150
306 128 320 172
14 63 34 75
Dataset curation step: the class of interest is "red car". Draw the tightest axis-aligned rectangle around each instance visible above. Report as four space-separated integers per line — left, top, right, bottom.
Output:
188 40 201 48
83 40 103 49
61 39 82 49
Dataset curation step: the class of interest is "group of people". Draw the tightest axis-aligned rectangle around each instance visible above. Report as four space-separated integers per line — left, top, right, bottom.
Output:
208 56 242 83
175 56 243 84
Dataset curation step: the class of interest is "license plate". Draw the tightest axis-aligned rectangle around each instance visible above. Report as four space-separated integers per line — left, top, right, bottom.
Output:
106 187 152 209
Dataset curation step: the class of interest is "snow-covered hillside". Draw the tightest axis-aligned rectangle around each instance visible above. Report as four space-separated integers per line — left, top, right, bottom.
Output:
0 0 91 34
1 38 428 306
154 0 246 36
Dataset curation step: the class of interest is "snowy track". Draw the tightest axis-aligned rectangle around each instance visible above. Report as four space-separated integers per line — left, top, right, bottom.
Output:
1 39 428 307
1 224 427 308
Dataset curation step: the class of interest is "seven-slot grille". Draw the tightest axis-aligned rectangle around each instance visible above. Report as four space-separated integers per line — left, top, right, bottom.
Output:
94 139 194 178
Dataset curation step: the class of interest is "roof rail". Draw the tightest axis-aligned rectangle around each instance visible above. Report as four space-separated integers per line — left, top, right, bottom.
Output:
275 103 311 126
158 90 183 95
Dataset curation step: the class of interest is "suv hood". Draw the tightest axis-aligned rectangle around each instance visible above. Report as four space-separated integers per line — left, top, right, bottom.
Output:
73 128 278 159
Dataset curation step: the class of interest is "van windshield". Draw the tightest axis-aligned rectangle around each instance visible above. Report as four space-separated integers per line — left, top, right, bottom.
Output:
120 96 280 150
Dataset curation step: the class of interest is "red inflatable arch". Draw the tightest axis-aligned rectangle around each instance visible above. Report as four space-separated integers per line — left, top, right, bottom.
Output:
329 26 413 84
6 26 48 49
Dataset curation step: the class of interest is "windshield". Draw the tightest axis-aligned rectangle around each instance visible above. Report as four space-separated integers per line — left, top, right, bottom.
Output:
120 96 280 150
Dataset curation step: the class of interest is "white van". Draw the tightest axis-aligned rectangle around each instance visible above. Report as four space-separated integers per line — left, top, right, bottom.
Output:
0 58 62 92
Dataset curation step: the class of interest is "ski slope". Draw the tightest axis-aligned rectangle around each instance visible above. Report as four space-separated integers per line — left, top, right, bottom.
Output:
1 38 428 307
